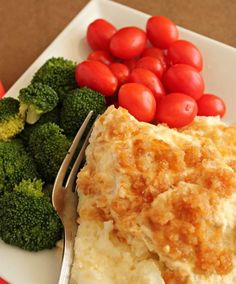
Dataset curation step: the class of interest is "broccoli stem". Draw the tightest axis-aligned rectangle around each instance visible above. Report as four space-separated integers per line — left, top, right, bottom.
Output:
26 105 41 124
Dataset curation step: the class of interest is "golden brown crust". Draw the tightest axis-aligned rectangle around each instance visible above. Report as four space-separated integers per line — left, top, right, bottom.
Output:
77 107 236 283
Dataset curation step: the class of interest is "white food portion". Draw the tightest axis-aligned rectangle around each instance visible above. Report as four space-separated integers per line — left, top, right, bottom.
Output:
70 220 164 284
71 107 236 284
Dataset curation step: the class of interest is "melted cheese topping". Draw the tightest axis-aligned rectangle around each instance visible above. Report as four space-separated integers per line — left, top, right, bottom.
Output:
72 106 236 284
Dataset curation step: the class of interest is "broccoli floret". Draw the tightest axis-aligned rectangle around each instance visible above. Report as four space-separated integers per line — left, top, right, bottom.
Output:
19 106 60 145
15 178 44 197
0 139 39 194
31 57 77 101
60 87 106 136
0 179 63 251
29 122 71 182
37 105 60 125
18 83 59 124
0 97 25 140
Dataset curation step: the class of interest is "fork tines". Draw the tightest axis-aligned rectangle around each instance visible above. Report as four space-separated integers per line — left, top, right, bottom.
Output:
53 110 94 204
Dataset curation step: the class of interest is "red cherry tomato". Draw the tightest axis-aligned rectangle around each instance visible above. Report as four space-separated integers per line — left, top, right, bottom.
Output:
110 27 147 60
122 58 138 71
109 63 130 86
197 94 226 117
142 47 168 71
128 68 165 101
75 60 118 96
156 93 198 128
163 64 204 100
118 83 156 122
0 278 9 284
87 50 114 65
167 40 203 71
146 16 179 49
87 19 117 51
0 80 5 99
135 56 164 78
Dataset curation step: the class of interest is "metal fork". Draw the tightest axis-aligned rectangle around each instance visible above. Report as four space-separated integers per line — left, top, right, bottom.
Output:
52 111 94 284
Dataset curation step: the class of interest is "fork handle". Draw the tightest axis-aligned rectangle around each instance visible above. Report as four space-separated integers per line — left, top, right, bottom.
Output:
58 233 75 284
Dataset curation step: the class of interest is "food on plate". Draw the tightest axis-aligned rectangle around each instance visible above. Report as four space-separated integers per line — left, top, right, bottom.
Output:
155 93 198 128
83 16 226 126
18 82 59 124
135 56 164 78
109 27 147 60
163 64 204 101
31 57 77 101
122 58 138 71
0 80 5 99
0 54 109 251
141 47 168 71
146 16 179 49
197 93 226 117
167 40 203 71
0 139 39 193
0 277 9 284
128 68 165 101
71 106 236 284
60 87 106 136
75 60 118 96
86 19 117 52
109 63 130 86
0 179 62 251
118 82 156 122
0 8 229 264
87 50 114 65
28 122 71 182
0 97 25 140
19 106 60 145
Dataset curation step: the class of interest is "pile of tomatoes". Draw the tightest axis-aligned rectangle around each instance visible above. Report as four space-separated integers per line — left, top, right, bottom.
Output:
75 16 226 128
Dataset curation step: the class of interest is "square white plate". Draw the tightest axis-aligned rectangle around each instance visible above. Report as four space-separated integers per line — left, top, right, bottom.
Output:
2 0 236 283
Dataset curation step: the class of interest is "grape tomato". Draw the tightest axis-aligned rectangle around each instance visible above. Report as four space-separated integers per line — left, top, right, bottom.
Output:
87 50 114 65
142 47 168 71
118 83 156 122
128 68 165 101
87 19 117 51
0 80 5 99
163 64 204 100
197 94 226 117
167 40 203 71
146 16 179 49
155 93 198 128
75 60 118 96
109 63 130 86
136 56 164 78
110 27 147 60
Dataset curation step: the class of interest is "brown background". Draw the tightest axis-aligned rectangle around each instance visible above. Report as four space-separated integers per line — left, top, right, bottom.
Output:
0 0 235 91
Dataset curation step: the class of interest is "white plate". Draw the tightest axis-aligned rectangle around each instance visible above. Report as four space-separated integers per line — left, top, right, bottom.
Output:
2 0 236 283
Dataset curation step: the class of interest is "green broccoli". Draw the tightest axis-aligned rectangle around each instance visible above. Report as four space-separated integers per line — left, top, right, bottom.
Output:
0 179 63 251
31 57 77 101
60 87 106 136
0 139 39 194
18 82 59 124
29 122 71 182
19 106 60 145
0 97 25 140
36 105 60 125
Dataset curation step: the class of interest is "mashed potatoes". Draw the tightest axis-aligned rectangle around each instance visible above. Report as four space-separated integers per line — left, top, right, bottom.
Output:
70 220 164 284
71 106 236 284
